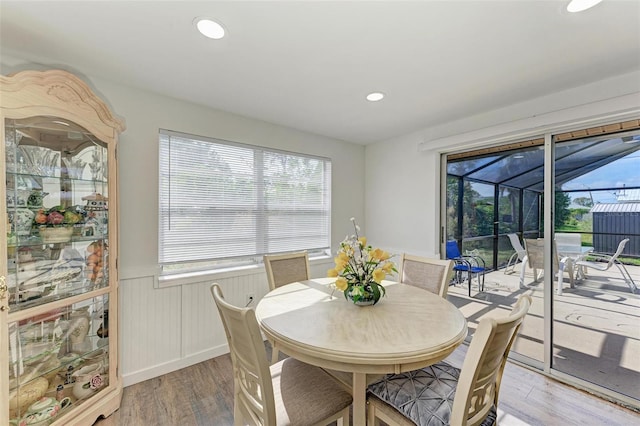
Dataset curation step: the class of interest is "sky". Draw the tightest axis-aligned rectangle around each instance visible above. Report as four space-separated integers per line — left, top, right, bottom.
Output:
563 151 640 204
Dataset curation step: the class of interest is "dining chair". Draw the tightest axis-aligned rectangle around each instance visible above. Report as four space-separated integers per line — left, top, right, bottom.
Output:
445 241 486 297
520 238 574 295
399 253 453 298
263 251 310 291
366 294 532 426
210 284 352 426
504 233 527 275
574 238 637 294
263 251 310 363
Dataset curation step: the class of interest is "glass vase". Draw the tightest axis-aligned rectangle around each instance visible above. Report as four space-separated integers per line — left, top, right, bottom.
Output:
346 284 379 306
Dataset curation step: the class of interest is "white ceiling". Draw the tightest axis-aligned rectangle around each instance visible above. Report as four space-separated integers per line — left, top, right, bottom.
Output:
1 1 639 145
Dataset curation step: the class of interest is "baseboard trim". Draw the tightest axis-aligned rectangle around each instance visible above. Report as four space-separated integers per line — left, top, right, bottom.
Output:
121 344 229 387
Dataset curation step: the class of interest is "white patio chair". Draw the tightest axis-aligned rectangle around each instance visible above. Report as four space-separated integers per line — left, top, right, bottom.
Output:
520 238 574 295
504 233 527 275
575 238 637 294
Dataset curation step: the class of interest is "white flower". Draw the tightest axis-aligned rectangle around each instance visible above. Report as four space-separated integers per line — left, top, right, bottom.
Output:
351 286 364 296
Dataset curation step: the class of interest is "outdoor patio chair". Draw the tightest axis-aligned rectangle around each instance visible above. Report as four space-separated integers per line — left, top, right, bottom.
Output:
521 238 574 295
555 232 582 255
504 233 527 275
574 238 637 294
398 253 453 298
446 241 486 297
367 294 532 426
210 284 352 426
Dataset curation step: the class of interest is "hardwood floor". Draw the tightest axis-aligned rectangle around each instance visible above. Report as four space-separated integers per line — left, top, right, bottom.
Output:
94 354 235 425
94 343 639 426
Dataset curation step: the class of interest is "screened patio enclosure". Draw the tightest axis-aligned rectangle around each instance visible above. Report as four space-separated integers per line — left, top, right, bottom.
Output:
444 124 640 407
446 128 640 271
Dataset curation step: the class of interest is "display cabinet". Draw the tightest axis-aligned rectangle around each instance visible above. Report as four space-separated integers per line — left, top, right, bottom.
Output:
1 70 125 425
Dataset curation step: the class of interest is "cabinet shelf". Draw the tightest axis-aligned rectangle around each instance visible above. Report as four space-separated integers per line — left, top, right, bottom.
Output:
8 278 108 315
5 170 108 184
9 232 108 248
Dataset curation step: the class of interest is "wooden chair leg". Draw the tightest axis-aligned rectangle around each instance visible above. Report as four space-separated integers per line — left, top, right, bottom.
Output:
270 341 279 365
367 401 378 426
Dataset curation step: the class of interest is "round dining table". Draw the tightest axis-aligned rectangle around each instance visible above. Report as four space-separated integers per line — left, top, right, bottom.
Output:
255 278 468 426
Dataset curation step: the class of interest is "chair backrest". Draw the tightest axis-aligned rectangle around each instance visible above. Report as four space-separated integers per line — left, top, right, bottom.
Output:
524 238 555 270
210 284 276 425
263 251 310 290
451 295 532 426
524 238 544 269
555 232 582 254
607 238 630 266
507 233 526 260
399 254 453 298
446 241 462 259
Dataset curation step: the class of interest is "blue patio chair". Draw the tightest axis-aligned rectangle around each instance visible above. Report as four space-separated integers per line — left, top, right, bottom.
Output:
446 241 486 297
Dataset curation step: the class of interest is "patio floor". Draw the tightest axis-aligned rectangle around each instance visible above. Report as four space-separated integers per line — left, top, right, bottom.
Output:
446 262 640 404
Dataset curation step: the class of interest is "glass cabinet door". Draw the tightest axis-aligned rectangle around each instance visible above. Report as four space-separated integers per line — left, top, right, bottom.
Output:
5 117 110 311
3 115 115 424
8 295 110 422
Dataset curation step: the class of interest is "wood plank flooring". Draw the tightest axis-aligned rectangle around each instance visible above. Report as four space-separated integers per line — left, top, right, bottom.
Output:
94 343 639 426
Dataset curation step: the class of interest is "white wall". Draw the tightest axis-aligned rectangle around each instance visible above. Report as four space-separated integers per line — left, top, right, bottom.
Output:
93 75 365 384
365 71 640 259
1 59 366 385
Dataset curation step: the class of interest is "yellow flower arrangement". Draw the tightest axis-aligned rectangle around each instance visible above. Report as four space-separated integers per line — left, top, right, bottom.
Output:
327 218 397 305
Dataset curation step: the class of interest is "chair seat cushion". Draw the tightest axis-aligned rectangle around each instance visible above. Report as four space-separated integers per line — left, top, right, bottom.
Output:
367 361 497 426
271 357 352 425
453 265 485 273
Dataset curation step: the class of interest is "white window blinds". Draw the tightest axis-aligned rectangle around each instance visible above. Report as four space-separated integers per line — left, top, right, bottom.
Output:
159 130 331 273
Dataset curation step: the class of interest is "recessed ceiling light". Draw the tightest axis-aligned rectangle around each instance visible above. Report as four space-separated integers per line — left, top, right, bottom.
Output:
195 18 225 39
366 92 385 102
567 0 603 13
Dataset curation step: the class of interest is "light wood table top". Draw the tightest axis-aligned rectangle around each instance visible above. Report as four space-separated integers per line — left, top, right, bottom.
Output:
255 278 468 426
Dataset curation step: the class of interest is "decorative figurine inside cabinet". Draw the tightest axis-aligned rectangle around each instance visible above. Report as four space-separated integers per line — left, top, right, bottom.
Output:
81 193 108 238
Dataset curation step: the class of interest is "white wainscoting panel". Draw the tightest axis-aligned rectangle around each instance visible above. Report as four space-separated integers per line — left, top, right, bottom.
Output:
119 276 183 385
119 259 333 387
181 273 269 357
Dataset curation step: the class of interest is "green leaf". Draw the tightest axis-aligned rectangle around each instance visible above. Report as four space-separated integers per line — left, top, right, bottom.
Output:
370 283 381 303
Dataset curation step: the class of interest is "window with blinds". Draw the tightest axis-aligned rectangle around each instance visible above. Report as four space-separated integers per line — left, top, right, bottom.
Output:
159 129 332 274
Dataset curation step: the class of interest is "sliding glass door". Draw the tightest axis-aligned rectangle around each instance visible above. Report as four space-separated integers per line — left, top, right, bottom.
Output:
445 143 546 364
444 124 640 408
552 130 640 403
